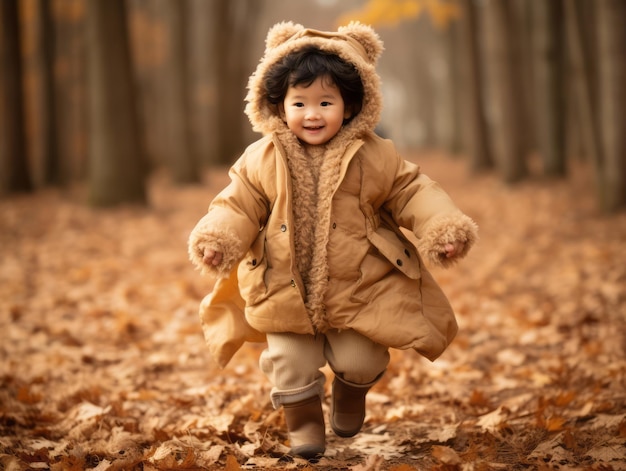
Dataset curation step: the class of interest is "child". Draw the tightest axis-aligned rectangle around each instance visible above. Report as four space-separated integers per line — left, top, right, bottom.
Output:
188 22 478 459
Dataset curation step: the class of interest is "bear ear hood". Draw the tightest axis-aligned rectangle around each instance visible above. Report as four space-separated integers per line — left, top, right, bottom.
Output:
264 21 304 51
265 21 383 65
337 22 384 65
244 21 384 136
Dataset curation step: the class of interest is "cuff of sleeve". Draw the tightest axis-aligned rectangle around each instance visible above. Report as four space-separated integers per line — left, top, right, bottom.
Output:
188 227 244 277
417 213 479 268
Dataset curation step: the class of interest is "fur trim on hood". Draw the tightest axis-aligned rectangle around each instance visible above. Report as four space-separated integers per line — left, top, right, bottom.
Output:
244 21 384 136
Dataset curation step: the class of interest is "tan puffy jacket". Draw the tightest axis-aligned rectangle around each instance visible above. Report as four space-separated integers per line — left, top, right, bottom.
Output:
188 22 478 367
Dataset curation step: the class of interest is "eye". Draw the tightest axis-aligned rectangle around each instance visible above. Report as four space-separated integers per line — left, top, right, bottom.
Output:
294 102 304 108
321 102 331 107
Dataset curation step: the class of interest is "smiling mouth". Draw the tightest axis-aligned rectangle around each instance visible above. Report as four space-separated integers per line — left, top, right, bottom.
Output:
305 126 324 131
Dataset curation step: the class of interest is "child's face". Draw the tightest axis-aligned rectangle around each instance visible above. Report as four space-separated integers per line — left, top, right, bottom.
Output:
281 76 350 146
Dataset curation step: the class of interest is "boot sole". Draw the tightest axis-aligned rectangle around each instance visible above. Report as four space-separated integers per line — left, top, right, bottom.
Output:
331 425 360 438
290 444 325 460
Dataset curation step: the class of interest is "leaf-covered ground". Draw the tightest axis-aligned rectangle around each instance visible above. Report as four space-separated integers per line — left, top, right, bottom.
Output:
1 153 625 471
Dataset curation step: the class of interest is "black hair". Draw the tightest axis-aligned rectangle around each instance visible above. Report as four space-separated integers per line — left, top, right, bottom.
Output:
264 45 364 121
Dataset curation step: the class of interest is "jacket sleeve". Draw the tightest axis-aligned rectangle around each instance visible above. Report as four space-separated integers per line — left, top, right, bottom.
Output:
188 153 272 277
383 154 478 268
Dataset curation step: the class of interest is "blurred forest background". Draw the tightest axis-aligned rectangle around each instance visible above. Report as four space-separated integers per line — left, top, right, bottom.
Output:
1 0 624 212
1 1 626 470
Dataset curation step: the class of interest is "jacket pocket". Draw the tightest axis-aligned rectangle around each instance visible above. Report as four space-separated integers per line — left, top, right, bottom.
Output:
367 225 421 280
238 226 269 306
350 247 395 304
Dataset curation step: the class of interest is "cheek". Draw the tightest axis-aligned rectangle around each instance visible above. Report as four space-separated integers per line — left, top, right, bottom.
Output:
283 110 296 124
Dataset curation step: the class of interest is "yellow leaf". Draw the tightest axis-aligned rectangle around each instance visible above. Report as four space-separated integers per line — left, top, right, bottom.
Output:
337 0 458 30
545 415 567 432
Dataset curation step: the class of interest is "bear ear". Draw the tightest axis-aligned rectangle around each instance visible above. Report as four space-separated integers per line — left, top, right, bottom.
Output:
265 21 304 51
338 21 384 64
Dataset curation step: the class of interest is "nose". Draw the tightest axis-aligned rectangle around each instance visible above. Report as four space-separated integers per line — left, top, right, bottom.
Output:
304 107 321 120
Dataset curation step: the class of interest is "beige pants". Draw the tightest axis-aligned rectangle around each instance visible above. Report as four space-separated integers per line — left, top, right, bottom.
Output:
260 329 390 408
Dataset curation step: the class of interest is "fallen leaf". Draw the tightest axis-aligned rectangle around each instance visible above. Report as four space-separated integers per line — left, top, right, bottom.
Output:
431 445 461 465
476 406 509 433
426 424 458 443
351 454 384 471
224 454 242 471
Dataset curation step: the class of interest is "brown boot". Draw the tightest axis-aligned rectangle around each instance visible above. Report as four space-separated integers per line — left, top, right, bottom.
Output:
283 395 325 459
330 375 374 438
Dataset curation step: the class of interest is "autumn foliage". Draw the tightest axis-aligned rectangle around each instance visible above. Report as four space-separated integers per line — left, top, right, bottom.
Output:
337 0 459 29
1 154 625 470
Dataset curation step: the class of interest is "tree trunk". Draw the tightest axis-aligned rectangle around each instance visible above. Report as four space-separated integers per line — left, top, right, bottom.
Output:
459 0 492 172
432 19 461 154
530 0 566 177
86 0 146 206
159 0 198 183
0 0 32 196
51 0 87 184
482 0 527 182
127 0 163 170
213 0 260 164
21 0 59 187
564 0 603 189
39 0 60 185
445 19 463 156
596 0 626 211
188 0 218 168
511 0 536 160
